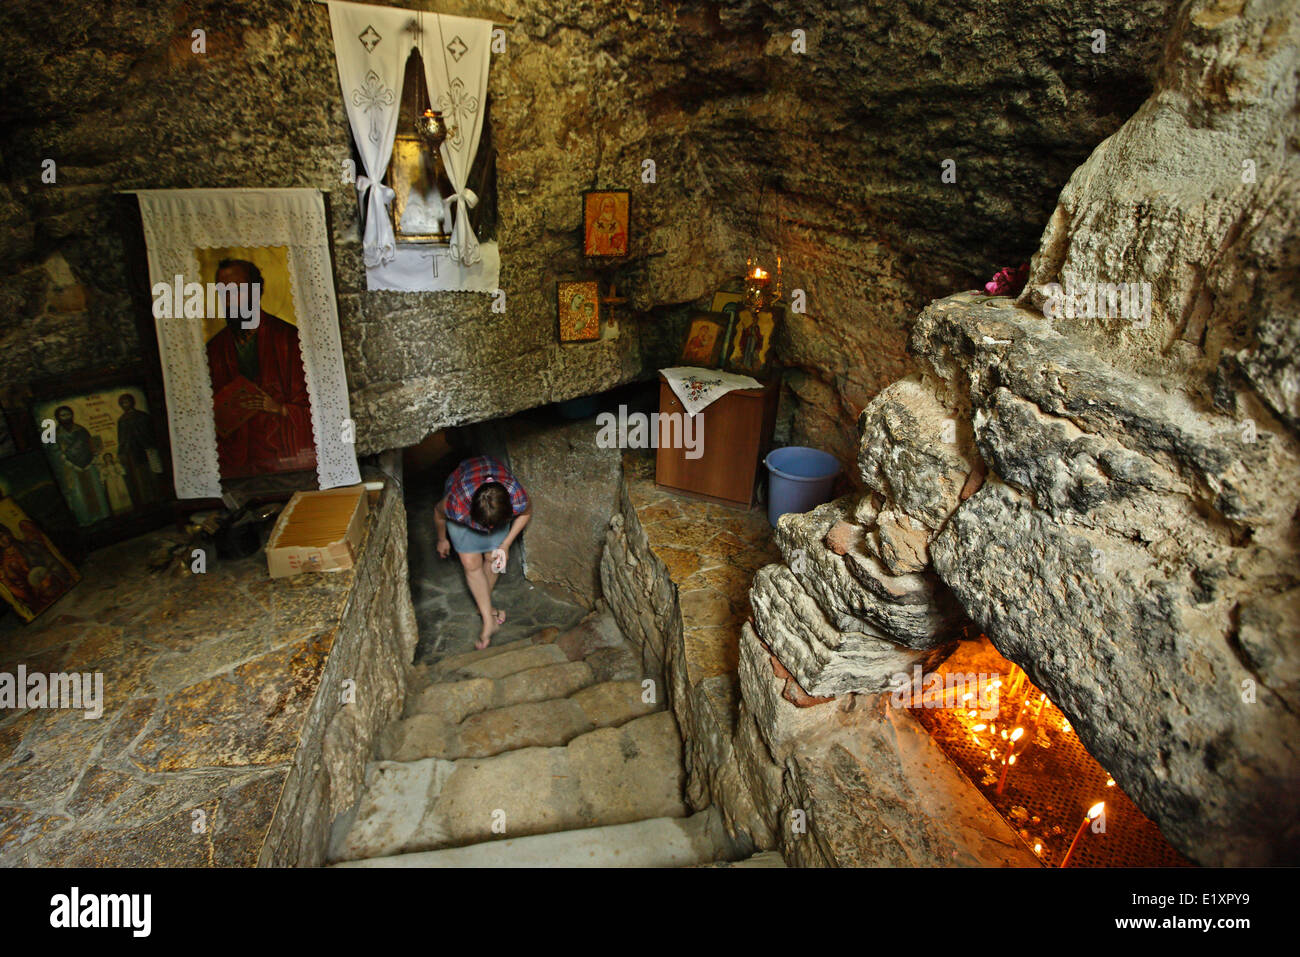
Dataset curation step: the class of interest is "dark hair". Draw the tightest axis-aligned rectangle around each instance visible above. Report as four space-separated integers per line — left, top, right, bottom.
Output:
216 258 263 290
470 481 511 529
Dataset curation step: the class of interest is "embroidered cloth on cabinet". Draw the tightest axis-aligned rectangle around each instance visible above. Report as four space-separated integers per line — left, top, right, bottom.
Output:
660 366 763 416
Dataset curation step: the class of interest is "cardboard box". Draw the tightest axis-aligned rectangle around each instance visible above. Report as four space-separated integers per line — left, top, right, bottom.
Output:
265 486 369 578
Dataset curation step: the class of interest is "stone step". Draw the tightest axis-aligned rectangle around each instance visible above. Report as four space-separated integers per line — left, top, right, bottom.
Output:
329 710 687 863
415 612 639 690
332 809 735 868
433 640 570 682
380 679 660 761
403 659 597 720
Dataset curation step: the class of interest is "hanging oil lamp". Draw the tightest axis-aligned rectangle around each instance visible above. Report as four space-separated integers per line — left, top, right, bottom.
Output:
413 10 448 151
409 10 451 243
413 103 448 151
744 254 783 316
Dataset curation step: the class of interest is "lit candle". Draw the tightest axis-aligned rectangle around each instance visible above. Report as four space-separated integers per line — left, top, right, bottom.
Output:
1007 666 1025 699
1059 802 1105 867
1029 692 1048 736
995 726 1026 794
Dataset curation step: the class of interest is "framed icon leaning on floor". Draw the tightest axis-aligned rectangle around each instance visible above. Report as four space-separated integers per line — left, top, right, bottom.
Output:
28 366 173 548
0 494 80 623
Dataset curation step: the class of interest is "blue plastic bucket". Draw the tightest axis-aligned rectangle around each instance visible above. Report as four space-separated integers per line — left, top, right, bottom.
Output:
764 447 840 526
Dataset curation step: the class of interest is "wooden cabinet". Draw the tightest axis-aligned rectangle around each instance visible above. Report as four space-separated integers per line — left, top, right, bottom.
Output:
655 372 780 508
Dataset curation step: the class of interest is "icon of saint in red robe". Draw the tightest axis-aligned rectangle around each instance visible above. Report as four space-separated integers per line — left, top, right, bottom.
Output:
206 259 317 479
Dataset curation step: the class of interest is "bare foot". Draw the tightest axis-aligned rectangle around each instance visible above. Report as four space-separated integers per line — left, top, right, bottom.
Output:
476 619 499 650
494 608 506 625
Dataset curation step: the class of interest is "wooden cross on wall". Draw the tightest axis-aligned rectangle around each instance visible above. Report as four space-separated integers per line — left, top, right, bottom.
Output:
599 282 626 308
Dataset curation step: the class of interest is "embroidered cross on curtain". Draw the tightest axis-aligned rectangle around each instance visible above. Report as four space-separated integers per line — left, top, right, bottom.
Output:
324 0 496 292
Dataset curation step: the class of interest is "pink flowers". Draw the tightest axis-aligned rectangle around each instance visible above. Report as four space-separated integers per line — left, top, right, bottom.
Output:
984 263 1030 296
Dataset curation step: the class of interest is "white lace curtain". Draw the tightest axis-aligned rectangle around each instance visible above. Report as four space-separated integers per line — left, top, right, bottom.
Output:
135 188 361 498
324 0 495 290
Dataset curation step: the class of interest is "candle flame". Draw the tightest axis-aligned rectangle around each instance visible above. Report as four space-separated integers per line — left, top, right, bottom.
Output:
1087 801 1105 820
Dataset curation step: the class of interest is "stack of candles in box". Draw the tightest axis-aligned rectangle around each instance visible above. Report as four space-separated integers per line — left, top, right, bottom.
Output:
273 490 363 549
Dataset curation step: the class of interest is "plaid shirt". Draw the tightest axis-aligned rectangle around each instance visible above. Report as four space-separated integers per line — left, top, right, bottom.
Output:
442 456 529 532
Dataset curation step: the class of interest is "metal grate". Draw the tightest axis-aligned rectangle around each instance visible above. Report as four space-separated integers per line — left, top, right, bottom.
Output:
912 638 1191 868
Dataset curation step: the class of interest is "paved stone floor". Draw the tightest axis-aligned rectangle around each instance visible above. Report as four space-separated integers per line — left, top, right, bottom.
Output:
622 453 780 685
404 472 588 663
0 505 388 866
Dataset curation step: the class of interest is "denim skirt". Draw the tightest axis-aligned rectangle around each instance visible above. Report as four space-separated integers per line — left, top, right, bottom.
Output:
446 519 508 555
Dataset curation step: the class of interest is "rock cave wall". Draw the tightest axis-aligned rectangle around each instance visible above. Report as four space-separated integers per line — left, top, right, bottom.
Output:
600 465 1041 867
683 0 1179 464
747 0 1300 866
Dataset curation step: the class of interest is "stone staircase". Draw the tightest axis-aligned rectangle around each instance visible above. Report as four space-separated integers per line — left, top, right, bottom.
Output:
328 611 763 867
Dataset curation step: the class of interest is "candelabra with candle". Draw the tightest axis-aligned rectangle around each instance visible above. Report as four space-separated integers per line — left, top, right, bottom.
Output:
744 255 783 316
